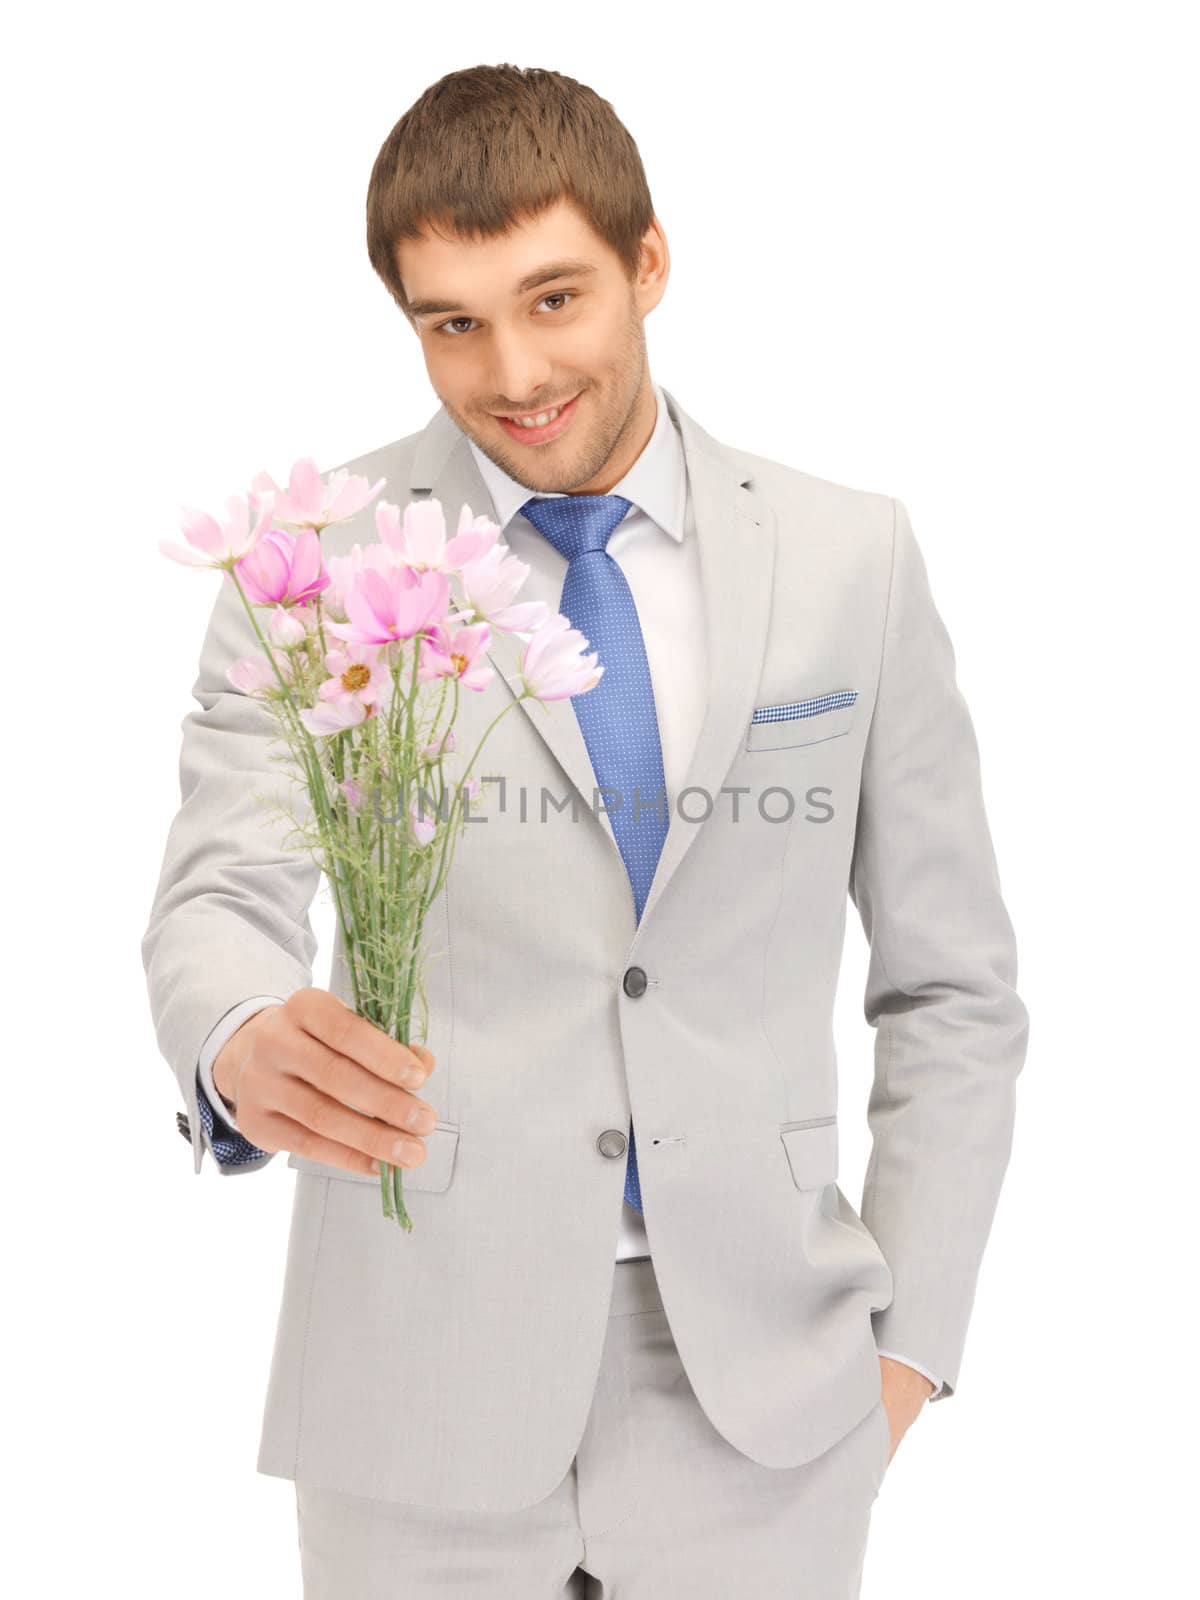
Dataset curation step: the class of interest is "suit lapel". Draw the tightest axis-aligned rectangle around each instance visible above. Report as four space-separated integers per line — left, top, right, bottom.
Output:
407 386 778 930
639 392 777 928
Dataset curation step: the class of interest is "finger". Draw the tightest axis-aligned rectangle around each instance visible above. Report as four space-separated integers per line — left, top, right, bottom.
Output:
269 1086 431 1171
278 1028 437 1137
295 991 430 1087
258 1108 421 1178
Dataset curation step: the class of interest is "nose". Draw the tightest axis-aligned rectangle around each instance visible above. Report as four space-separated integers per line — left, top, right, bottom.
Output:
486 326 555 414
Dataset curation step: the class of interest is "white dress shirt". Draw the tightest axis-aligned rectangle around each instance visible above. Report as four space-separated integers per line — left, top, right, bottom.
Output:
195 380 943 1396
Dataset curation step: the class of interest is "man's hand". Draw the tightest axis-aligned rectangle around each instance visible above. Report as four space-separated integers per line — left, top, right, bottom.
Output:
211 987 438 1177
878 1355 935 1464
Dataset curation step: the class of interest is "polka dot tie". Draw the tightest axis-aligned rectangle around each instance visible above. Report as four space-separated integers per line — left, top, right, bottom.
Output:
519 493 669 1214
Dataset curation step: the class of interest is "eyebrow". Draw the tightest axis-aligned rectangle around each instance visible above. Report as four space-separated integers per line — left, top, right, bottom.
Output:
407 258 598 320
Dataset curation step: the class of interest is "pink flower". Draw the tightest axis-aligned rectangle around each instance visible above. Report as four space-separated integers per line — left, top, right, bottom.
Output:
338 778 364 813
417 620 494 691
317 640 392 711
377 498 500 574
226 654 279 696
324 564 450 646
250 458 385 531
266 606 309 649
235 527 329 608
519 612 603 702
421 728 456 761
459 542 549 633
160 491 272 570
451 506 505 566
323 542 408 619
324 544 367 619
298 696 372 737
409 801 437 846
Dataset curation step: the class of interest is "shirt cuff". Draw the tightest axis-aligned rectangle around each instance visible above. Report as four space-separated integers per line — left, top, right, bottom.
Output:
195 996 284 1167
197 996 284 1135
876 1348 945 1398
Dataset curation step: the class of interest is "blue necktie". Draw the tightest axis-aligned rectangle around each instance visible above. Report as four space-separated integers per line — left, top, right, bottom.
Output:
519 493 669 1214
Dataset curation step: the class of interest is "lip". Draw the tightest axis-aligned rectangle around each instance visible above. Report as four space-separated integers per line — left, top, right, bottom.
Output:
493 392 581 444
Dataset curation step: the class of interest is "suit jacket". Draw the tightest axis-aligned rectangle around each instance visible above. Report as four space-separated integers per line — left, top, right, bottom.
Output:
141 385 1029 1513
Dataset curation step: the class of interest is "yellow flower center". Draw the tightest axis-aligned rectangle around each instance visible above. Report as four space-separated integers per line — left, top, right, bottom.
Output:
342 663 372 691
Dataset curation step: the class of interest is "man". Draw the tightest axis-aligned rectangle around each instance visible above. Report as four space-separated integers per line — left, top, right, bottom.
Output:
142 64 1028 1598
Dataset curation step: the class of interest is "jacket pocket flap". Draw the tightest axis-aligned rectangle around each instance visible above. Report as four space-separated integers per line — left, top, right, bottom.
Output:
286 1122 461 1192
779 1117 838 1189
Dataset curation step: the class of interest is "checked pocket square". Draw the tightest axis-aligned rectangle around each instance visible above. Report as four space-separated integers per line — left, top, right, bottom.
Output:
750 690 858 724
745 689 859 751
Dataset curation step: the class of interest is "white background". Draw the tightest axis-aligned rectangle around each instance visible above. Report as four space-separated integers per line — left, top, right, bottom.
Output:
5 2 1195 1594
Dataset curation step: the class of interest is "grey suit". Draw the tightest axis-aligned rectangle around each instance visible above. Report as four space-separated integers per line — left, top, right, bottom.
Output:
142 387 1028 1522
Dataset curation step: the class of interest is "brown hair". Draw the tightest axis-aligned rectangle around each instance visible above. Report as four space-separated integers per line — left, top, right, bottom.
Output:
366 64 655 319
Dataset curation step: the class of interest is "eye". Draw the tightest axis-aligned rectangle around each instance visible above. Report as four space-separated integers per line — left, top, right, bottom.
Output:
433 291 574 337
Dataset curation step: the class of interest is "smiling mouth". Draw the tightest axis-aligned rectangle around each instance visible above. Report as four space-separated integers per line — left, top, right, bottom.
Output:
488 391 584 446
491 392 582 427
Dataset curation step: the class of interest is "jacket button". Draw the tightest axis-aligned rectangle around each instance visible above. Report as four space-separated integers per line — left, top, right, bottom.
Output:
622 966 648 998
597 1129 628 1158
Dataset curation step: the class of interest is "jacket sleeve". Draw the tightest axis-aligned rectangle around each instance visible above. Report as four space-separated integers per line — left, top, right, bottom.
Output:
849 496 1029 1398
141 564 323 1176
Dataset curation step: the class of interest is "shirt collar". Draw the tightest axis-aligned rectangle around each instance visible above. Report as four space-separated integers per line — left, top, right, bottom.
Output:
464 379 686 543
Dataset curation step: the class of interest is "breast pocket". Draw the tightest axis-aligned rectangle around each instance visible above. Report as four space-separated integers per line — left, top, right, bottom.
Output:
745 689 859 751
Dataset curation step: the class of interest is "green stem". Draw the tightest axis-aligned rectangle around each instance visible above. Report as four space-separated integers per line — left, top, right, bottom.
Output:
228 567 365 1010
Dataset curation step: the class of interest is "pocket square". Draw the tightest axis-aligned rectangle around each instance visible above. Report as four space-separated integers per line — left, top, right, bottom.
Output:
751 690 858 725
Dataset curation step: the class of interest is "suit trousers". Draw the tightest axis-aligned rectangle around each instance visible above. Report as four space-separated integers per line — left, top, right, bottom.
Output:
294 1254 891 1598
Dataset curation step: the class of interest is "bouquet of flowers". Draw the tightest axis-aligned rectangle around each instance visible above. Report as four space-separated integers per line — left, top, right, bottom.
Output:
161 457 603 1230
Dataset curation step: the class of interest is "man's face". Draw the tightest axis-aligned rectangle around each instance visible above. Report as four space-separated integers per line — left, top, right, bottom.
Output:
396 196 668 494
